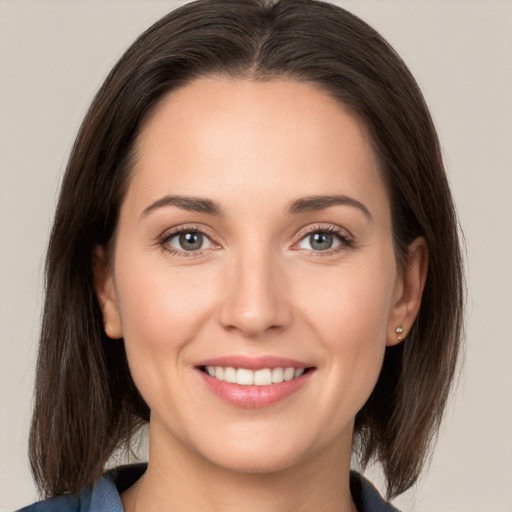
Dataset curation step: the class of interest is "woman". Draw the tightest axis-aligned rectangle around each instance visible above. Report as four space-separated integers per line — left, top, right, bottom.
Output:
20 0 464 511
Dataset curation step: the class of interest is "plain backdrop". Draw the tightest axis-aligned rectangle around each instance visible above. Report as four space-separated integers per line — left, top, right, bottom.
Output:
1 1 511 510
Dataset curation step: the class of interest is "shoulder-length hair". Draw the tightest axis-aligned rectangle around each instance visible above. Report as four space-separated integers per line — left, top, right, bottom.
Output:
30 0 464 500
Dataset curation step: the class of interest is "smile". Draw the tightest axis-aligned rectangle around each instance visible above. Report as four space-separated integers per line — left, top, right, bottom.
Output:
196 358 315 408
203 366 306 385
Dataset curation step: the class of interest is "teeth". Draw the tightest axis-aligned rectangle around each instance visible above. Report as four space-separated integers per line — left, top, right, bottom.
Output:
283 367 295 381
254 368 272 385
224 367 237 383
271 367 284 383
237 368 254 385
204 366 306 386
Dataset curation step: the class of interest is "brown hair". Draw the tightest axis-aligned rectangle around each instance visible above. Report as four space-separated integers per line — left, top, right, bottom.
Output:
30 0 464 500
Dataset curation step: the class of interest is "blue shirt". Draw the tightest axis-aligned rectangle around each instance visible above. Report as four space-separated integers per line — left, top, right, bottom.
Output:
18 464 400 512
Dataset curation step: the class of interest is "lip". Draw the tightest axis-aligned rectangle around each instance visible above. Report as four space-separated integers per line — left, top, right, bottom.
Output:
196 355 311 370
195 355 315 408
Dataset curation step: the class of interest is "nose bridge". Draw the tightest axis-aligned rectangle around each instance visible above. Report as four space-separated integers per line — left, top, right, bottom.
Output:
219 240 291 337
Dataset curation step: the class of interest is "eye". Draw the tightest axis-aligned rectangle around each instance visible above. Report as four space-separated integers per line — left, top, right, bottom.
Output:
295 226 352 254
298 232 339 251
161 228 216 254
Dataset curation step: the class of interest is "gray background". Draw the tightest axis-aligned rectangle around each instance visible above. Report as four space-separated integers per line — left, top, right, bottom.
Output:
1 1 511 510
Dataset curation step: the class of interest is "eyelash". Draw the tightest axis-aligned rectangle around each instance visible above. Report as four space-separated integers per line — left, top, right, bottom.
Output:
158 224 215 258
158 223 354 259
295 224 354 258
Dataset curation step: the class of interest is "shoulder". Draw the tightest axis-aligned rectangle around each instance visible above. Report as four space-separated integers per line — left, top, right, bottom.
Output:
16 464 147 512
350 471 401 512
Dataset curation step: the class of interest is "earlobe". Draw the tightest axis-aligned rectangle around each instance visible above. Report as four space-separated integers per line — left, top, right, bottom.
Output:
387 237 428 346
93 246 123 339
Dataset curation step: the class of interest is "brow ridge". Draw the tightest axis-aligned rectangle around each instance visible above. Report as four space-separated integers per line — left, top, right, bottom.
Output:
141 193 371 220
141 195 225 217
287 195 372 220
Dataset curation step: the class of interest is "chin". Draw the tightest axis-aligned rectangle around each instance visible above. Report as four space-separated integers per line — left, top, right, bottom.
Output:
183 418 346 476
202 442 307 475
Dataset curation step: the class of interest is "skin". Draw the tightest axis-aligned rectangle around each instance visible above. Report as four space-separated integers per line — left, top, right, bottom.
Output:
95 77 427 512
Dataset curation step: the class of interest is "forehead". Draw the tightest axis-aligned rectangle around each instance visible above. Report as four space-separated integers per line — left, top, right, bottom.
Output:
125 77 387 215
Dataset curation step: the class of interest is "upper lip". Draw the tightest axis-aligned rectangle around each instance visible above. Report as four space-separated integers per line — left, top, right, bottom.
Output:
195 355 313 370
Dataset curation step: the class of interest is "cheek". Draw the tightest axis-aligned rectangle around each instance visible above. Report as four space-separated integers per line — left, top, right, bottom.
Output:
297 256 395 342
294 257 396 405
113 254 220 387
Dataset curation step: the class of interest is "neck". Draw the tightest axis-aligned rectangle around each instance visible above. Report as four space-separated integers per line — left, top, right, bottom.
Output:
122 421 357 512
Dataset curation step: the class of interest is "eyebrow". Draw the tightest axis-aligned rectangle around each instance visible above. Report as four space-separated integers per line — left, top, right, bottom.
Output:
141 193 372 220
287 195 372 220
141 195 225 217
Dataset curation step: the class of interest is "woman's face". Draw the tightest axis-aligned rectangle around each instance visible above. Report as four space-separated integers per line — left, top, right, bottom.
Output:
96 77 424 474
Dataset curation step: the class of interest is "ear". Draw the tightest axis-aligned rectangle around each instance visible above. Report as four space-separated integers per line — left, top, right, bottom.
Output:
93 246 123 339
386 237 428 346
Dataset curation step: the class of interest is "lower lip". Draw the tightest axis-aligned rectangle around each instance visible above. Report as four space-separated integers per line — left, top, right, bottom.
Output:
197 369 314 408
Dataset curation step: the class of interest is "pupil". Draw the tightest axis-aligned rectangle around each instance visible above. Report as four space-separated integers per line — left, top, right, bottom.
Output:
310 232 333 250
180 232 202 250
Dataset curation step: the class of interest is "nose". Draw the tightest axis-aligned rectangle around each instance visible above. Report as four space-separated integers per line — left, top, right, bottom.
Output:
218 250 292 338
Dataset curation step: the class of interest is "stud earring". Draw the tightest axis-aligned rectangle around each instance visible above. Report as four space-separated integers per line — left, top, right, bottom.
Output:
395 325 405 341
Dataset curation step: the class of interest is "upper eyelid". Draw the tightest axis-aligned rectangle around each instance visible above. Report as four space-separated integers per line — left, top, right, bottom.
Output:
159 223 352 252
160 224 217 242
295 223 352 241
